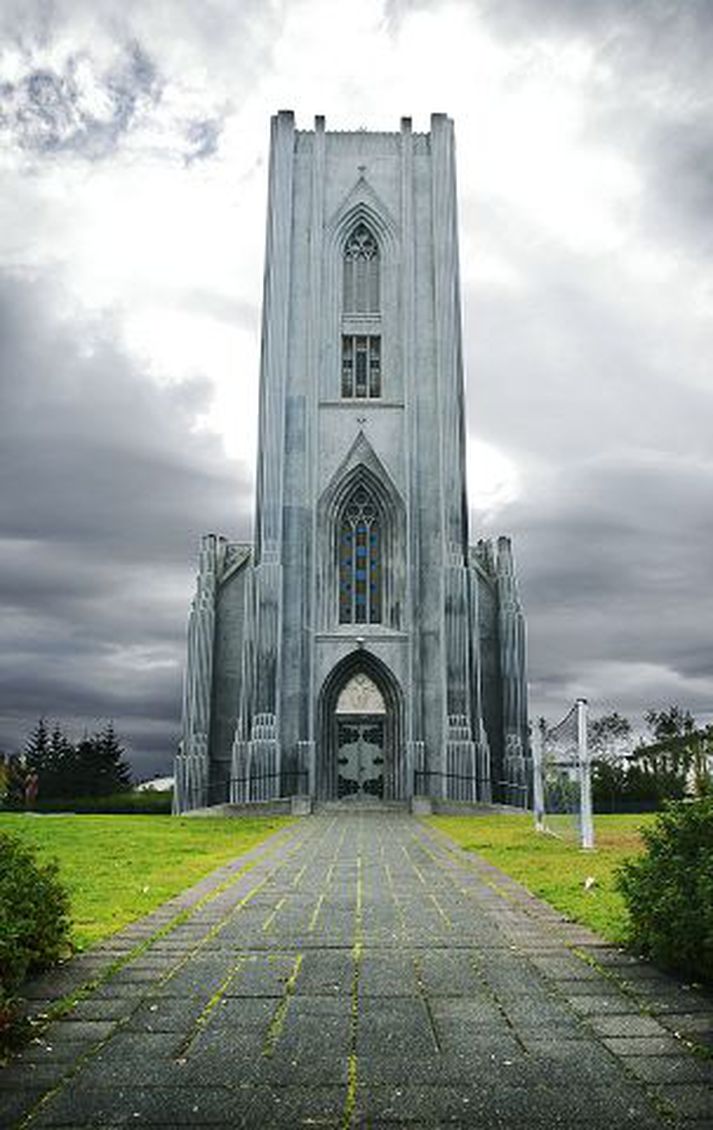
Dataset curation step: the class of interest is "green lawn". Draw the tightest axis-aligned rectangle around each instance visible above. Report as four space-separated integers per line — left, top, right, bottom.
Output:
429 812 655 944
0 814 294 950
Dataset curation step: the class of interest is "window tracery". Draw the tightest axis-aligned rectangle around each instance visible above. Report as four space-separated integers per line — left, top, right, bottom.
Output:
338 486 382 624
343 223 380 314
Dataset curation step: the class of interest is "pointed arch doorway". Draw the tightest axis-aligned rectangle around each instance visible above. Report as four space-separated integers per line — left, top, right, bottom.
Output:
317 652 405 801
336 674 386 799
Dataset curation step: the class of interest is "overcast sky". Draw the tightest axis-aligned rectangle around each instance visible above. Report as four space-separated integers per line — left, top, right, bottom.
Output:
1 0 711 778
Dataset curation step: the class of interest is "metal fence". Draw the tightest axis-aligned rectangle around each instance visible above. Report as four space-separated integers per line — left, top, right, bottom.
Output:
201 770 308 807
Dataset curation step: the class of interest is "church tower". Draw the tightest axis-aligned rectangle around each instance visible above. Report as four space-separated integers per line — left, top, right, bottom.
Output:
174 112 529 813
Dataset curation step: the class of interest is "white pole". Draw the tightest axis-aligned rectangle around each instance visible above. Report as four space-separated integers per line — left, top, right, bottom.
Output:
577 698 594 850
533 719 546 832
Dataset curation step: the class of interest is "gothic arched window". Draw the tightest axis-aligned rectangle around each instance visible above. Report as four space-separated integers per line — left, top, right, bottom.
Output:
342 223 381 399
338 486 382 624
343 223 379 314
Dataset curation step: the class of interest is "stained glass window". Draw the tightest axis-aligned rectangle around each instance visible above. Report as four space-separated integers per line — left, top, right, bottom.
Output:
338 487 381 624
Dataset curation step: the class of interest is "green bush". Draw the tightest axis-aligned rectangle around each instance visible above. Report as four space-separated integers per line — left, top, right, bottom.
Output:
617 798 713 982
0 831 71 1046
29 790 172 815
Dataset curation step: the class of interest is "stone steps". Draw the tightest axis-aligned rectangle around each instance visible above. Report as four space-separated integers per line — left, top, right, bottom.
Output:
314 798 410 813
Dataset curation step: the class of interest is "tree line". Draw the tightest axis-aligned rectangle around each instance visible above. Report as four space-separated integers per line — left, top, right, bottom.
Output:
587 706 712 809
0 719 132 807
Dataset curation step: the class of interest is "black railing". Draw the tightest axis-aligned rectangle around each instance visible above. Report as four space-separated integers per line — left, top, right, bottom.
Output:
205 770 309 804
413 769 485 799
413 769 531 809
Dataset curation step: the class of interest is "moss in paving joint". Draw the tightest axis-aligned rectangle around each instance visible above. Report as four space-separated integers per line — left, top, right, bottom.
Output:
570 945 713 1061
29 820 303 1032
308 891 326 933
261 895 286 933
344 1052 359 1129
16 828 307 1127
342 855 363 1129
262 953 303 1057
174 955 246 1060
412 955 442 1054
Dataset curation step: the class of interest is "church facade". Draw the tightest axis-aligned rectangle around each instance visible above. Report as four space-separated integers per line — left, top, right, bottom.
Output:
174 112 529 813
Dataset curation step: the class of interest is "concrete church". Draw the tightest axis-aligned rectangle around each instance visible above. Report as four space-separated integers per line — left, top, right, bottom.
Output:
174 112 529 814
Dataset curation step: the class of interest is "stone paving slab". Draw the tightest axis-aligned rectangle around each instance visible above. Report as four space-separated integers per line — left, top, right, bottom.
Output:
2 812 712 1128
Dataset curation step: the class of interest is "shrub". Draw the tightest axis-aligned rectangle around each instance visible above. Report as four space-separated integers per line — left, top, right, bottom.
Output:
31 790 172 815
617 798 713 982
0 831 71 1047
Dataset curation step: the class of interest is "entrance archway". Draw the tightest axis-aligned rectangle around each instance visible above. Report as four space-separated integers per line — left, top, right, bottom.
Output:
317 651 404 800
336 674 386 799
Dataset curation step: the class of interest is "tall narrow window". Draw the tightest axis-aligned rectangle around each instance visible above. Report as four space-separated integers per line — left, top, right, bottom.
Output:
341 335 381 398
339 486 382 625
343 223 379 313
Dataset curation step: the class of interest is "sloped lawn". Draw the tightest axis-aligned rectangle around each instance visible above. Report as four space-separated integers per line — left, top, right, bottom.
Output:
429 812 655 943
0 814 293 949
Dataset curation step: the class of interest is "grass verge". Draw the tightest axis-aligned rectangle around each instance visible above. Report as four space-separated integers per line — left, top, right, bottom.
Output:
428 812 655 943
0 813 293 949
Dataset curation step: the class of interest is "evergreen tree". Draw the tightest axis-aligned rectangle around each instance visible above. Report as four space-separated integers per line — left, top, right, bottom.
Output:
95 723 133 793
33 722 78 799
70 725 132 796
24 719 51 774
17 720 133 800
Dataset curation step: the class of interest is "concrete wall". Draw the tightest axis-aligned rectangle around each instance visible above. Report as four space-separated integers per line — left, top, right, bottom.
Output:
175 113 530 813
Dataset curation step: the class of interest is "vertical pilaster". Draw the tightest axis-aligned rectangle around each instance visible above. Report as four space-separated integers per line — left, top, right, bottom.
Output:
174 534 219 812
249 110 295 797
430 113 468 558
497 536 529 806
306 115 326 754
255 109 295 561
468 561 492 801
432 114 476 798
400 116 421 753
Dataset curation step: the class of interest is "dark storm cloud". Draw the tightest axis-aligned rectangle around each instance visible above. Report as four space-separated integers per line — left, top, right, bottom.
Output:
464 185 713 724
0 41 162 158
0 271 251 775
495 451 713 723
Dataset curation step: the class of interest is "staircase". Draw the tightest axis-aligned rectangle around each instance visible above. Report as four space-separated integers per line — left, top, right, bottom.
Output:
314 797 410 814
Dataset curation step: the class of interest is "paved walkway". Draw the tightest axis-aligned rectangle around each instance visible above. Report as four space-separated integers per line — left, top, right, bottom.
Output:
2 814 712 1128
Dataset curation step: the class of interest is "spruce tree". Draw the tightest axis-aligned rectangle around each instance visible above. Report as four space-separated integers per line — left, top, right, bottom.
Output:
95 723 133 793
24 719 51 773
46 723 78 798
72 725 133 796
